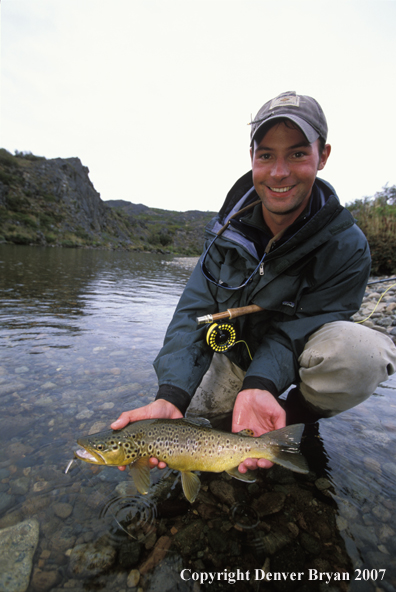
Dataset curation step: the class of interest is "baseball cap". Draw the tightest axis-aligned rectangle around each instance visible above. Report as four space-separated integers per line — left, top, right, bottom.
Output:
250 91 328 145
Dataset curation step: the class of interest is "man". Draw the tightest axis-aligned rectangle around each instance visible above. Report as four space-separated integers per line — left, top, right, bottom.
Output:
112 91 396 473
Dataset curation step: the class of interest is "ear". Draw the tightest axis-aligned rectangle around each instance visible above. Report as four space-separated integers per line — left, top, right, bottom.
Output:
318 144 331 171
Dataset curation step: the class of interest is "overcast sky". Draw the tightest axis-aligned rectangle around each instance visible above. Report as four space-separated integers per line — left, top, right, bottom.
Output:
2 1 396 212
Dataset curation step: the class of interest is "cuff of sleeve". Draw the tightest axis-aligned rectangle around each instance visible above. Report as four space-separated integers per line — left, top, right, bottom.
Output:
156 385 191 415
241 376 279 398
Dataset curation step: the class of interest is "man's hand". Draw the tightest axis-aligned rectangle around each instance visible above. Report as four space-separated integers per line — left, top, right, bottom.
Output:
232 389 286 473
111 399 183 471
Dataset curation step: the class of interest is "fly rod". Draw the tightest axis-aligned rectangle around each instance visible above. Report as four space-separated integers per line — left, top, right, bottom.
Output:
196 304 264 325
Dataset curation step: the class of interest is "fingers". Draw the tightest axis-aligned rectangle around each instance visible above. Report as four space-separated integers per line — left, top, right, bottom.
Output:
238 457 274 473
110 400 183 431
110 408 150 430
149 458 167 470
111 411 135 430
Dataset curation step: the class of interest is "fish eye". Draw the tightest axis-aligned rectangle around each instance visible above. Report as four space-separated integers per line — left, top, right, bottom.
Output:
96 444 104 450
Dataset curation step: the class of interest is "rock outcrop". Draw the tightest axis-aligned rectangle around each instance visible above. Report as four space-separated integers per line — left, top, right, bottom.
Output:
0 149 215 254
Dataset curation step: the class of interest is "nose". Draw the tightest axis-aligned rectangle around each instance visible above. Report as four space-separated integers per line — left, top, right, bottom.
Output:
271 157 289 180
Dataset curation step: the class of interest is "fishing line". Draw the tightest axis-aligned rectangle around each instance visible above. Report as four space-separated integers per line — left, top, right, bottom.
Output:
355 282 396 324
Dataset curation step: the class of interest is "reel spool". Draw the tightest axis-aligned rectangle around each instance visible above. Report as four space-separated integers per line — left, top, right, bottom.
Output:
206 323 236 353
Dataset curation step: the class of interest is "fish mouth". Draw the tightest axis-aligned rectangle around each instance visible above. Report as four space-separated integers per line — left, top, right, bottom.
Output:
74 447 103 464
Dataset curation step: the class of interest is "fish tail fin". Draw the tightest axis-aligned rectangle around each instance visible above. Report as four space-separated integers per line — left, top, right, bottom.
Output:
266 449 309 474
260 424 309 474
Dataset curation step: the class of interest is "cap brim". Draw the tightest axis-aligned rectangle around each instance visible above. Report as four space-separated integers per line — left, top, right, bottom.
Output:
251 114 320 145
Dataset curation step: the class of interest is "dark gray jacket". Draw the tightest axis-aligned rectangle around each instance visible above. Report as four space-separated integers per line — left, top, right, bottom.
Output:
154 173 371 414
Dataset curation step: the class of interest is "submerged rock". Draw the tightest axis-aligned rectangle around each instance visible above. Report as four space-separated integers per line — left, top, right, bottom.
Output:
0 518 39 592
68 538 117 578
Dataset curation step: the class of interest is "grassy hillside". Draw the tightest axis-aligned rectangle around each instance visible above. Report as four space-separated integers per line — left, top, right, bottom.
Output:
0 149 215 255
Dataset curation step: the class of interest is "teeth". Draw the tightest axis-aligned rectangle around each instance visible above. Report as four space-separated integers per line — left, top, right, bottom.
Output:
270 186 293 193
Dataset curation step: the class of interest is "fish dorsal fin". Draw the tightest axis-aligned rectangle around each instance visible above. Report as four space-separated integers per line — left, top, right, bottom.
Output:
183 416 212 428
226 466 257 483
181 471 201 503
129 457 151 495
259 424 309 475
237 428 255 437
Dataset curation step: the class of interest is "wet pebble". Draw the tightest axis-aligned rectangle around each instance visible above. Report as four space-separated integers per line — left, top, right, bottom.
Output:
53 502 73 519
372 504 393 523
11 474 30 493
353 279 396 344
31 568 61 591
33 480 50 493
68 539 117 578
0 493 15 513
0 468 10 480
127 569 140 588
258 530 291 555
300 531 322 555
139 535 172 575
88 421 107 435
251 491 286 516
315 477 332 491
50 525 76 553
75 408 94 420
0 518 39 592
208 480 235 506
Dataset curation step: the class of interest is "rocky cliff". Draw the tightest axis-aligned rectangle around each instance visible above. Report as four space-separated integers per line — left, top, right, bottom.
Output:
0 149 215 254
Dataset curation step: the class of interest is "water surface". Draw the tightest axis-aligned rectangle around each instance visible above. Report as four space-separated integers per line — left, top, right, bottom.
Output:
1 244 396 592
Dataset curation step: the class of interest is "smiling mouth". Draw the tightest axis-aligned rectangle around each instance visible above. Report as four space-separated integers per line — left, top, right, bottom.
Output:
269 186 294 193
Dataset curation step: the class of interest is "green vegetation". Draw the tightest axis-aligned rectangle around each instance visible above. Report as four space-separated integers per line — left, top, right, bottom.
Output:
0 148 214 254
346 185 396 275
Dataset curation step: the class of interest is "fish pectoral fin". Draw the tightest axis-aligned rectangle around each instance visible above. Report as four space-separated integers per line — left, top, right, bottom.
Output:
129 457 151 495
236 429 255 437
181 471 201 503
226 466 257 483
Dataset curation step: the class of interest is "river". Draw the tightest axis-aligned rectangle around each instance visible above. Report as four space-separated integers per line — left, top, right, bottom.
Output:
0 244 396 592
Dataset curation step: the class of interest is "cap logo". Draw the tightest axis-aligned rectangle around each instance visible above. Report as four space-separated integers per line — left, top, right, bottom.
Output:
270 95 300 110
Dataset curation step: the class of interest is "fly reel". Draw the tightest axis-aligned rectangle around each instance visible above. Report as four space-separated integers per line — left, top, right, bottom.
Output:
206 323 236 353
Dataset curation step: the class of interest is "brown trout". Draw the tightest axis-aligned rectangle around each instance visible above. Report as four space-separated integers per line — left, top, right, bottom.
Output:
75 418 308 503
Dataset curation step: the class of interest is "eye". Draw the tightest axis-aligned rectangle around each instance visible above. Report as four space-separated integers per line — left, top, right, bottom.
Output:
96 444 104 450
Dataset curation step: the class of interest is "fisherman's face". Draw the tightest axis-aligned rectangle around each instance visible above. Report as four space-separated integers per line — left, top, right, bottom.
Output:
250 122 331 232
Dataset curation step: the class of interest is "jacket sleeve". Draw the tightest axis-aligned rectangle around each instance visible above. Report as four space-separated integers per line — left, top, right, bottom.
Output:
153 259 217 414
241 230 371 396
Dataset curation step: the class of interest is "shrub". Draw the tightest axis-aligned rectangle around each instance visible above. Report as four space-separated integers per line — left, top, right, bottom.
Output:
347 185 396 275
